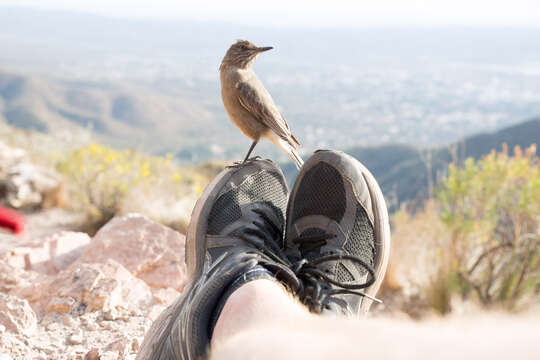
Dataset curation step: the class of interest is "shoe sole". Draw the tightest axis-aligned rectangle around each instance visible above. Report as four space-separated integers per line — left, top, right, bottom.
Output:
350 154 391 314
291 150 391 314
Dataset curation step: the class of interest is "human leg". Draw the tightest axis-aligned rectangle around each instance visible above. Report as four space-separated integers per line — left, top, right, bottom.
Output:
211 150 393 357
210 151 537 360
138 150 391 359
211 278 540 360
136 159 298 360
211 279 311 347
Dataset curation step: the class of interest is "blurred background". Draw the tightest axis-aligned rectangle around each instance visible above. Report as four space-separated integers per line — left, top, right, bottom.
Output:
1 1 539 160
0 1 539 357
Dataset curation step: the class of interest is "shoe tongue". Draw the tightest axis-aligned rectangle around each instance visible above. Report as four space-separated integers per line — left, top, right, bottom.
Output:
298 227 328 260
300 227 327 237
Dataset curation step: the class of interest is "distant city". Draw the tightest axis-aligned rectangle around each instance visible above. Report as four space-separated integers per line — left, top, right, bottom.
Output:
0 7 539 162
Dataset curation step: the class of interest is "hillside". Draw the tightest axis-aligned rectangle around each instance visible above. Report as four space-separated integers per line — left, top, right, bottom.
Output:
1 8 540 161
283 117 540 210
2 63 538 211
0 69 243 159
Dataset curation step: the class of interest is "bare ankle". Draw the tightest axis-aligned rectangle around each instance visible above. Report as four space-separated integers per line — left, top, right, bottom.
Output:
211 279 308 347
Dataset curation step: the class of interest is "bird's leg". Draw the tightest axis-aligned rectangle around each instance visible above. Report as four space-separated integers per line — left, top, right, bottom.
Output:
228 141 261 168
243 140 258 163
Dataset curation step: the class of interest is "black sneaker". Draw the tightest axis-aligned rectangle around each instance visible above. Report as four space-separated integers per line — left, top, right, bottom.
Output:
137 159 299 360
285 150 391 316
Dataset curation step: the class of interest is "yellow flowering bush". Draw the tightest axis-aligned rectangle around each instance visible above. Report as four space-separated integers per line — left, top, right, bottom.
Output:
56 143 211 233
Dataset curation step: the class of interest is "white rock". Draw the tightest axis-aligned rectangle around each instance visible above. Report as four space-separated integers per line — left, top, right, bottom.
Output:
0 293 37 336
80 214 187 290
105 336 130 355
2 231 90 274
45 259 153 316
68 329 83 345
3 160 62 210
99 351 119 360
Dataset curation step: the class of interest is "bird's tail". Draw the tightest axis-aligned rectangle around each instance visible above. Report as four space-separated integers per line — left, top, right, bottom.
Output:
287 146 304 170
267 132 304 169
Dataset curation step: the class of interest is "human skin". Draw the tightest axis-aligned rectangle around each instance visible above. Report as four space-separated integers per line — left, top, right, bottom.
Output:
211 280 540 360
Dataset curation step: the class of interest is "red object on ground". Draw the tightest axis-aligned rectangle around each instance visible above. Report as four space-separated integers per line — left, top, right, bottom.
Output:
0 205 25 234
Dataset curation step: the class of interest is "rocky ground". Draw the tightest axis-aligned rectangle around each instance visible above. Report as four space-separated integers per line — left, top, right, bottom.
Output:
0 139 538 359
2 212 540 360
0 213 187 360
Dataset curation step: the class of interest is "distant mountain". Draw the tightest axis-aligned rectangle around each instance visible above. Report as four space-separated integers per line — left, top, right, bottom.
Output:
2 57 537 211
0 69 243 157
1 7 540 156
282 118 540 211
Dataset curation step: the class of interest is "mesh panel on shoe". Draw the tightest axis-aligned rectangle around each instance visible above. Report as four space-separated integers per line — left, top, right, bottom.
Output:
207 191 242 235
292 163 346 223
207 170 287 235
344 205 375 277
335 263 355 283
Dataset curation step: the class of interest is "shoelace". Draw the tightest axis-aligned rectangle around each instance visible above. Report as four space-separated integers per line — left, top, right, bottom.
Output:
291 232 382 312
235 208 294 268
233 208 307 295
236 212 382 312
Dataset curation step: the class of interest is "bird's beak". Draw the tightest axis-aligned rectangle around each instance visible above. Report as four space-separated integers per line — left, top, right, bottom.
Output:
256 46 273 52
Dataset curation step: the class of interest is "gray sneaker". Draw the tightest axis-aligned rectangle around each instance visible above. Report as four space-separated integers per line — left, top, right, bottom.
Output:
137 159 299 360
285 150 391 316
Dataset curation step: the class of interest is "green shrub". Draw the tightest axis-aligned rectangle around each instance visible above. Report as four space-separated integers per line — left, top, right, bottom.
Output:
436 144 539 309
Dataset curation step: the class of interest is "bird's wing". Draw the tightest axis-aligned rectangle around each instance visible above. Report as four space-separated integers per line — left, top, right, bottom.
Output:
236 78 300 148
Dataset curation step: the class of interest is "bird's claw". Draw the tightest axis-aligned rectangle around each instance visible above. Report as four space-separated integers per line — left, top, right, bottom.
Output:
226 156 262 168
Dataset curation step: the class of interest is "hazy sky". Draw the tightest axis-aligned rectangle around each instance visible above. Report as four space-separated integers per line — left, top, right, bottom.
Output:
2 0 540 28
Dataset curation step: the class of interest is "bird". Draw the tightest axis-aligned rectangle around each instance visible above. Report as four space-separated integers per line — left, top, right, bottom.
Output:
219 40 304 169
